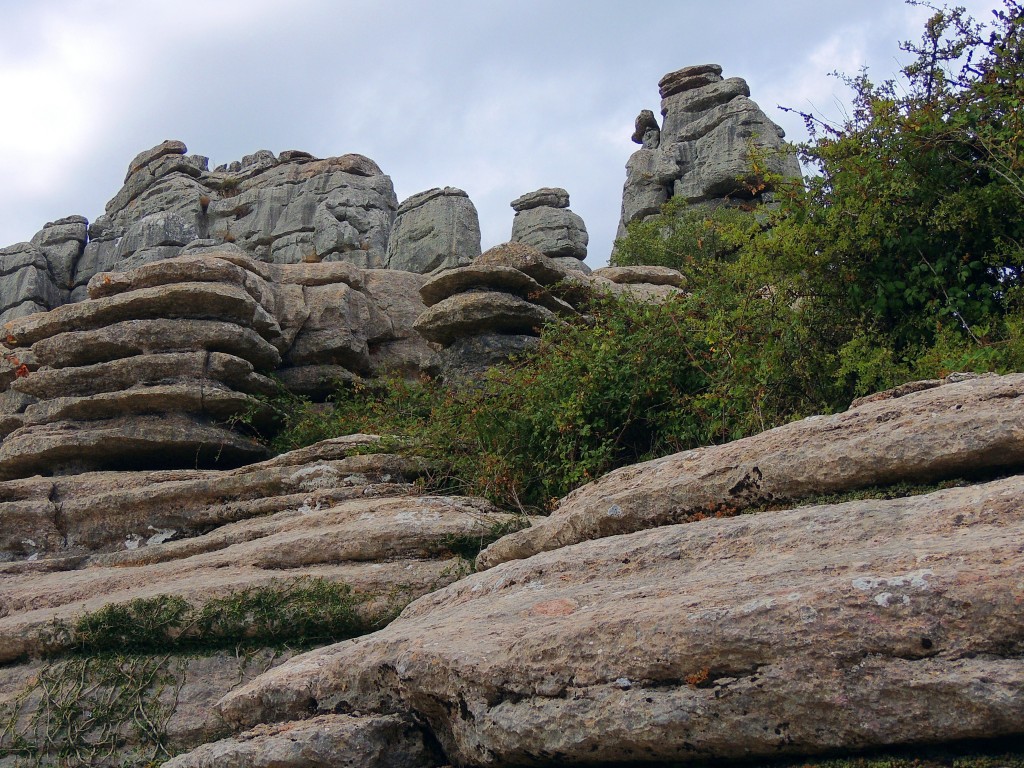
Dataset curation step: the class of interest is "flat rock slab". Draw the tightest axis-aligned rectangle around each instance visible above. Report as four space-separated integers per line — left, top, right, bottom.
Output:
474 242 575 286
4 281 282 350
11 351 275 400
479 373 1024 567
216 475 1024 765
30 318 282 371
413 291 558 346
592 265 686 287
0 413 268 481
165 713 437 768
0 435 424 558
418 265 576 318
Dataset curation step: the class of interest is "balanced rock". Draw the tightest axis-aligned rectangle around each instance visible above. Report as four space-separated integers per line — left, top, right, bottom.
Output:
385 187 482 273
413 291 558 346
510 187 588 260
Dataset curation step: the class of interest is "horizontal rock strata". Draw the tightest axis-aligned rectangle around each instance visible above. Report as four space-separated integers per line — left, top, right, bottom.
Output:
479 373 1024 567
209 474 1024 765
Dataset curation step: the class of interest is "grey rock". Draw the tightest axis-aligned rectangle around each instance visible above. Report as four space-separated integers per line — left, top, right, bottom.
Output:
549 256 591 274
631 109 660 144
510 187 570 212
615 66 801 255
658 63 724 99
511 205 588 259
0 244 63 317
30 319 282 372
438 333 539 384
0 414 268 480
285 282 391 372
273 364 357 400
30 216 88 290
123 139 187 182
592 265 686 287
475 242 577 286
113 211 198 262
386 188 481 273
419 264 552 307
413 291 558 346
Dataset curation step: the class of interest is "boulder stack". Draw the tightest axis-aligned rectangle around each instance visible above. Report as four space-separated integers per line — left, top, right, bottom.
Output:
509 187 589 267
71 141 401 301
615 64 802 244
413 242 578 380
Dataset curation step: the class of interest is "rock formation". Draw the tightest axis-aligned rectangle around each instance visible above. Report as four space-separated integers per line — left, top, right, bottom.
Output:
509 187 589 264
161 374 1024 768
385 187 482 273
615 64 803 245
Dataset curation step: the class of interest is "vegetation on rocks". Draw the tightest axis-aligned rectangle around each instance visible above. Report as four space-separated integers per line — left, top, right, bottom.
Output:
261 4 1024 519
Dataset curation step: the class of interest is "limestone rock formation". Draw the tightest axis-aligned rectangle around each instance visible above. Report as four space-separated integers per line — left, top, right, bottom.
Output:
0 250 436 478
211 473 1024 765
615 64 802 246
479 373 1024 567
385 187 482 273
509 187 589 260
66 141 401 301
0 435 523 764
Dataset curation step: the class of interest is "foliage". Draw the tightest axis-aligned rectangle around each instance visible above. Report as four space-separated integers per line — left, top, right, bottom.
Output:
0 654 185 767
41 578 380 657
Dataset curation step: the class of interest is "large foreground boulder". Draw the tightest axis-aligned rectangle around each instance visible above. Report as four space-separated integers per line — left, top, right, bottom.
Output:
212 473 1024 765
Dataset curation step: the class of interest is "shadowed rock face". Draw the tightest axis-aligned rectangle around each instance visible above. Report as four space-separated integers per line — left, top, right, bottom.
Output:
615 64 803 250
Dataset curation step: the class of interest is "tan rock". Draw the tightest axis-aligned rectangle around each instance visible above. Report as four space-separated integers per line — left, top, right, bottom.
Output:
0 435 422 559
216 476 1024 764
592 265 686 287
479 373 1024 568
474 242 575 286
11 351 276 400
0 414 268 481
413 291 558 346
164 713 436 768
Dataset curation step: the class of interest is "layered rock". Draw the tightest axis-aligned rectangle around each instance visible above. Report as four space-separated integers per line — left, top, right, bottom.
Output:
615 64 802 245
0 250 436 477
385 187 482 273
509 187 589 261
413 243 578 380
68 141 401 301
210 473 1024 765
479 373 1024 567
0 435 523 764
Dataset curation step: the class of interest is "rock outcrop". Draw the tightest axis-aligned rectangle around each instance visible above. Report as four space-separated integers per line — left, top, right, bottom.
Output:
479 373 1024 567
0 435 523 764
161 375 1024 767
0 249 437 478
385 187 482 274
615 64 802 245
509 187 589 262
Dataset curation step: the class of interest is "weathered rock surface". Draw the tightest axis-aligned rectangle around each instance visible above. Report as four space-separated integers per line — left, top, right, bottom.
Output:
385 188 481 273
479 373 1024 567
164 713 437 768
0 243 65 324
510 205 588 260
615 65 802 250
0 436 519 661
592 265 686 287
213 473 1024 765
413 291 559 346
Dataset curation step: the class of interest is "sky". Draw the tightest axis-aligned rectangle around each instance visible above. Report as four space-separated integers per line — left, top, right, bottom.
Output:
0 0 1007 268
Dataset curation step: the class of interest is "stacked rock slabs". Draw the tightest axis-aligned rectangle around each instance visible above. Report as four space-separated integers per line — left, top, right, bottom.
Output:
0 253 282 479
413 243 578 380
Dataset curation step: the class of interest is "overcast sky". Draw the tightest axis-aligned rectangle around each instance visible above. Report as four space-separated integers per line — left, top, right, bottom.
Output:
0 0 1005 267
